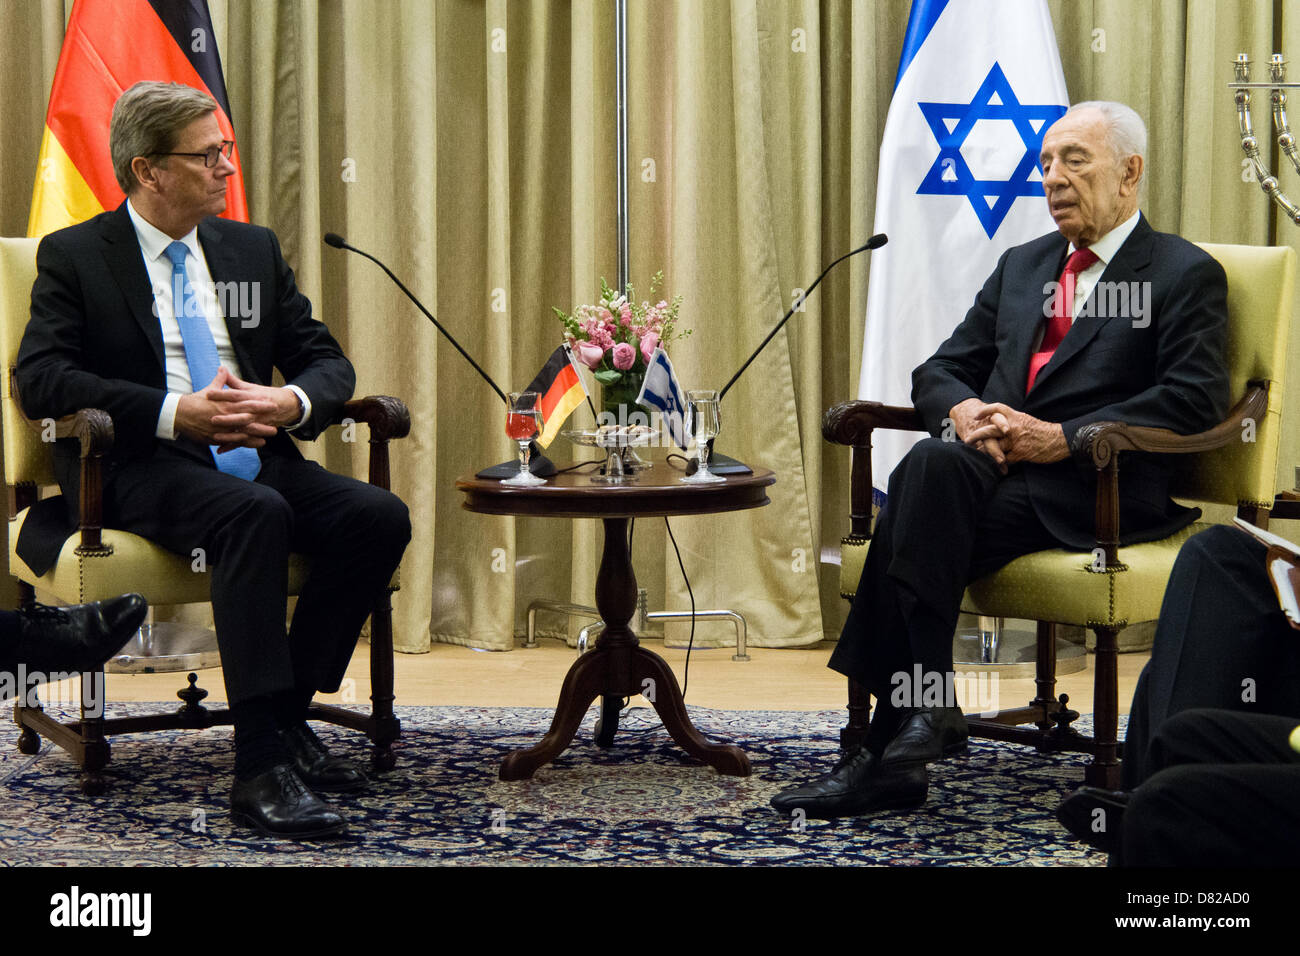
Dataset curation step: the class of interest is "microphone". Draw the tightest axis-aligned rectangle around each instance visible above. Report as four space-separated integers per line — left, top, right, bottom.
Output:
719 234 887 399
697 234 887 474
325 232 554 477
324 232 506 403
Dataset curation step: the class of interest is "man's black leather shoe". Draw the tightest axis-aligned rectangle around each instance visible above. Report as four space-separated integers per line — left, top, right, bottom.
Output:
279 722 369 793
880 706 968 766
13 594 148 672
1056 785 1129 853
770 747 929 819
230 763 348 839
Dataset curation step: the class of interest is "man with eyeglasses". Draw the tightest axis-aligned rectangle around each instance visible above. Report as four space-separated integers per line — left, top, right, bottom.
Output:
16 81 410 839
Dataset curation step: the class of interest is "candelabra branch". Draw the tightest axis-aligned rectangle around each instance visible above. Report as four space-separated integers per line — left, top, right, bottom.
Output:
1233 53 1300 225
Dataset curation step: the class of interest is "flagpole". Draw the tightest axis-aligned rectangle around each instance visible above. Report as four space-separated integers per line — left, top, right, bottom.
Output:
614 0 630 292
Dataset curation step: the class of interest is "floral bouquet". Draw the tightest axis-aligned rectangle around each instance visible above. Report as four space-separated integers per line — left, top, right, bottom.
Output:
553 271 688 421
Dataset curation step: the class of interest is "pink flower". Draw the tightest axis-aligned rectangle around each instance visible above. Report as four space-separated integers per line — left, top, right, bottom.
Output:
575 342 605 369
612 343 635 371
639 331 660 364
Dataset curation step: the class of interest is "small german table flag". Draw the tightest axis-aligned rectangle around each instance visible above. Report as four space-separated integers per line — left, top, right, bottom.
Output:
526 345 589 448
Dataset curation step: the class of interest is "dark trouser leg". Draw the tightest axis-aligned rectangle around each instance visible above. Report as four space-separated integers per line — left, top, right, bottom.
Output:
255 454 411 700
1121 525 1300 788
1122 709 1300 865
105 447 410 707
829 440 1061 750
1146 707 1300 770
106 448 297 705
830 440 1004 690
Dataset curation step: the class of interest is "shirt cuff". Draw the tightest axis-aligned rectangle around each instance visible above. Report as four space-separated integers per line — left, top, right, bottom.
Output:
284 385 311 431
156 393 181 440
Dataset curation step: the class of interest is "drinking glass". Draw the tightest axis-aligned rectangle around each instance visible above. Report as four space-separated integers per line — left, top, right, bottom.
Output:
502 391 546 486
683 389 724 484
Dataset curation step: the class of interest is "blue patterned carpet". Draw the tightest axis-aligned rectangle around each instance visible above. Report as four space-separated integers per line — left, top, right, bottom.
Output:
0 703 1108 866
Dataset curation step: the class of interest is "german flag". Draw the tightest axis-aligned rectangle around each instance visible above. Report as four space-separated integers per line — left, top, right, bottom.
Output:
526 345 590 448
28 0 247 238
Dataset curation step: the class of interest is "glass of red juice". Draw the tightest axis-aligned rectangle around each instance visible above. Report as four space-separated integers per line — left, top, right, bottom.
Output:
503 391 546 486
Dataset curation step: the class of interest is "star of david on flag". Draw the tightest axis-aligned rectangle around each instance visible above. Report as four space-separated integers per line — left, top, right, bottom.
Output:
857 0 1069 492
916 63 1066 238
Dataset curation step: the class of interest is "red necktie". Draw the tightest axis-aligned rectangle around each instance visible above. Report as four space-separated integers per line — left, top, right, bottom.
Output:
1026 247 1100 392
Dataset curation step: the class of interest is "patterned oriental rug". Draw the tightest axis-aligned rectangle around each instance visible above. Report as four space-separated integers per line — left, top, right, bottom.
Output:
0 704 1107 866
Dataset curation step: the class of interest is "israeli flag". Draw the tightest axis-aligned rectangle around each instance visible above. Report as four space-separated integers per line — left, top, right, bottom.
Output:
636 347 688 449
859 0 1069 491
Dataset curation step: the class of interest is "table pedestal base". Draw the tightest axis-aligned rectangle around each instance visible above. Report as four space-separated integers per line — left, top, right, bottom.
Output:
499 642 750 780
499 516 751 781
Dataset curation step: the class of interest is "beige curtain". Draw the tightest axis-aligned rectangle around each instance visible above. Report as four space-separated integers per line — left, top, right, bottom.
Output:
1 0 1297 653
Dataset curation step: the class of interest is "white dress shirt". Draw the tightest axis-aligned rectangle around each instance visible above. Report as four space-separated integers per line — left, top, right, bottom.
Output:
1065 208 1141 322
125 199 309 439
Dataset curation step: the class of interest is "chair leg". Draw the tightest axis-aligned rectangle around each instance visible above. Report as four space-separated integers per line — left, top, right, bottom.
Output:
841 678 872 753
14 702 41 754
79 671 110 796
366 587 401 772
1085 624 1121 788
13 586 44 756
1032 621 1058 731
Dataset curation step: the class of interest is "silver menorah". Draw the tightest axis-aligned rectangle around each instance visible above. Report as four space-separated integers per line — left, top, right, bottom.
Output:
1230 53 1300 224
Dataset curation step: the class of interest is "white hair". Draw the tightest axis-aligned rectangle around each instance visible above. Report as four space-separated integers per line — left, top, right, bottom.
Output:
1066 100 1147 179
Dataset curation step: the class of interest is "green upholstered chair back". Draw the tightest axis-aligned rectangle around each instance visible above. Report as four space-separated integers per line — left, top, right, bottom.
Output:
1172 242 1296 509
0 237 55 490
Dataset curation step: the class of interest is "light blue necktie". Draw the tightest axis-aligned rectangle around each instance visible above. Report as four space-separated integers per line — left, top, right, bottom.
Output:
164 240 261 480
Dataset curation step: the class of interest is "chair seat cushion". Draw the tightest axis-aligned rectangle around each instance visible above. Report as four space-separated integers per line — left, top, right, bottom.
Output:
8 506 311 605
840 521 1210 628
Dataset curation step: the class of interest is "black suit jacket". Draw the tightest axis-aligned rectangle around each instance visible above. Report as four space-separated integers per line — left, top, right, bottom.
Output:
910 215 1230 549
15 202 355 574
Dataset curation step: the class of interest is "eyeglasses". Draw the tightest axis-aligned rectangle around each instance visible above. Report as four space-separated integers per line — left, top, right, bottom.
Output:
151 140 235 168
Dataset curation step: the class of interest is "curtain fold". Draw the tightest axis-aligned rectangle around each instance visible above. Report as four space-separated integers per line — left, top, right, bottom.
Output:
1 0 1296 654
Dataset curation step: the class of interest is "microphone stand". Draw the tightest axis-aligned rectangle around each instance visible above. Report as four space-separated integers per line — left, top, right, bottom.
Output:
690 234 888 474
324 233 555 477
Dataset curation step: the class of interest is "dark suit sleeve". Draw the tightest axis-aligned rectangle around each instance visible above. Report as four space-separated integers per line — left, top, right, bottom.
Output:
1059 252 1229 443
910 247 1011 435
17 233 167 443
264 229 354 440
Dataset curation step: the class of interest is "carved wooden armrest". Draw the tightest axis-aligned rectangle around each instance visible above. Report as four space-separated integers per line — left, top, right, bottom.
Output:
11 367 116 552
822 400 925 539
47 408 115 456
1074 381 1268 567
19 407 115 555
339 396 410 492
341 395 411 443
822 400 924 446
1073 382 1268 468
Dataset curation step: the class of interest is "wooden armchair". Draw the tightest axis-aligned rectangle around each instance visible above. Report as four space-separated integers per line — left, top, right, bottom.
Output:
0 236 410 794
827 242 1296 788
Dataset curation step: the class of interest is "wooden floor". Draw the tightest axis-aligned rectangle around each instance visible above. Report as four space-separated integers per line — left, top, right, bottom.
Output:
77 635 1148 716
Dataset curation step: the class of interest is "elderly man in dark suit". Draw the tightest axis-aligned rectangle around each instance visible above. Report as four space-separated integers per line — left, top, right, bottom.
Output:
16 82 410 838
773 101 1229 818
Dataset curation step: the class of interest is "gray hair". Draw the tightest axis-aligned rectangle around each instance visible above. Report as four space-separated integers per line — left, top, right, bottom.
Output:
1065 100 1147 179
110 82 218 194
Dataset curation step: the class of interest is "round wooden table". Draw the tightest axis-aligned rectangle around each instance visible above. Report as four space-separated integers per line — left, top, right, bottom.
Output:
457 460 775 780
